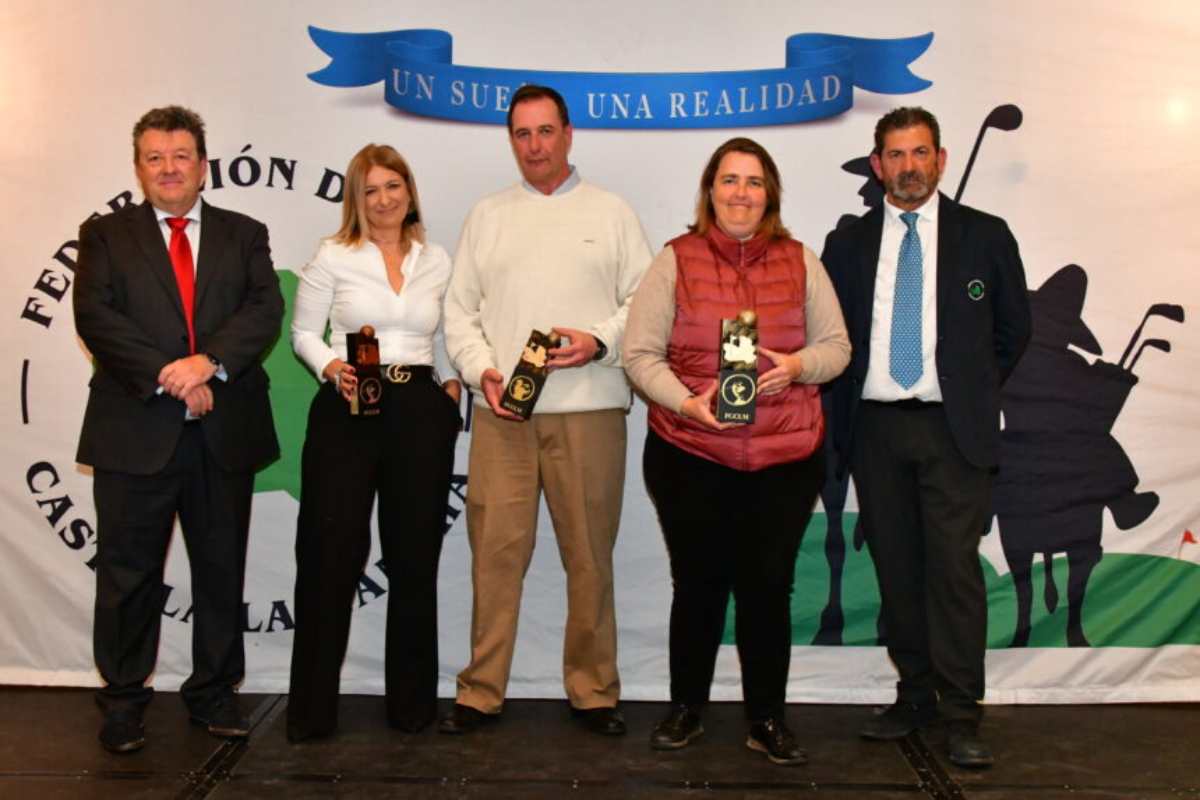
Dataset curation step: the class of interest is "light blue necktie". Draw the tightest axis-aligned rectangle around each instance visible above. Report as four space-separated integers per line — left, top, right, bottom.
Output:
889 211 923 389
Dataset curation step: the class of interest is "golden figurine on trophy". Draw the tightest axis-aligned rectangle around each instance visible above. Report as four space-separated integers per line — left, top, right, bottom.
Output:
717 309 758 423
501 329 561 419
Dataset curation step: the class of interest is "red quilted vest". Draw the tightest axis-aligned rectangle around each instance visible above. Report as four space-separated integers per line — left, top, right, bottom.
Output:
647 227 824 471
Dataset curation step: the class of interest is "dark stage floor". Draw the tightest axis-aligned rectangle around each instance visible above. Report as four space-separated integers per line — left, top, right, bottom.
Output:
0 688 1195 799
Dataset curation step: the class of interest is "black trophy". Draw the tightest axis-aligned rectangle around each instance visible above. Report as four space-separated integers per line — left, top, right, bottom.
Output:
500 329 560 420
346 324 382 416
717 310 758 423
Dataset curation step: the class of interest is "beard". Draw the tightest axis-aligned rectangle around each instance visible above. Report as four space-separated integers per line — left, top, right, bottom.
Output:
887 167 940 204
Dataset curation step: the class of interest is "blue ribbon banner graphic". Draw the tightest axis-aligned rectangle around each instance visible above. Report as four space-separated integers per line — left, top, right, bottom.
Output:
308 28 933 129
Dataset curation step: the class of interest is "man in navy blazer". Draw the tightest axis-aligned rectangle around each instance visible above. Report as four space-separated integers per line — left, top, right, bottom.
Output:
822 107 1031 768
74 106 283 754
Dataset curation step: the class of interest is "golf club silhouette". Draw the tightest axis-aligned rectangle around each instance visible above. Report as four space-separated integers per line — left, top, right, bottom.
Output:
1128 338 1171 372
954 104 1023 203
1118 304 1184 368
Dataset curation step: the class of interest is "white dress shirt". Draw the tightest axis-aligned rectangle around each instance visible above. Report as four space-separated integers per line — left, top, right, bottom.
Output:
291 237 456 381
153 198 201 268
862 193 942 402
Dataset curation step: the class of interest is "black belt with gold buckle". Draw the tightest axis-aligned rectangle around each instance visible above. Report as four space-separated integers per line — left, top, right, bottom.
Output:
382 364 435 384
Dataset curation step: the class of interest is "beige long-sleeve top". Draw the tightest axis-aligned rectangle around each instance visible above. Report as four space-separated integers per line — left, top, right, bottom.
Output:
623 242 851 414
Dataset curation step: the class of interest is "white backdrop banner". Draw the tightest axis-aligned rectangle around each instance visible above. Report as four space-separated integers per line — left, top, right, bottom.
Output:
1 0 1197 704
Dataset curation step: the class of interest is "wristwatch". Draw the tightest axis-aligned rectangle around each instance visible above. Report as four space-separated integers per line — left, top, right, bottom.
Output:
591 337 608 362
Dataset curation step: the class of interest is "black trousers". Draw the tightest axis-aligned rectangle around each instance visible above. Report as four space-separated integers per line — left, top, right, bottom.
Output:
851 401 991 723
287 375 459 740
93 423 253 717
643 430 823 721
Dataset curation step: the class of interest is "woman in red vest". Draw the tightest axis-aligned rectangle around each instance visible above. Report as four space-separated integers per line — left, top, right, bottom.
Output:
624 137 850 766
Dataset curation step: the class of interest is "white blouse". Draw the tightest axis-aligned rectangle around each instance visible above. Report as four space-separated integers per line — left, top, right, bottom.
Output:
290 238 456 382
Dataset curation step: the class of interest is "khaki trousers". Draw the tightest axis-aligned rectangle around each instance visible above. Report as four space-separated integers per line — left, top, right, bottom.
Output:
456 407 626 713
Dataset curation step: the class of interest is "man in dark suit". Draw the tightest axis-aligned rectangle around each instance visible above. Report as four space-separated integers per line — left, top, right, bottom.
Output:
822 107 1031 768
73 106 283 754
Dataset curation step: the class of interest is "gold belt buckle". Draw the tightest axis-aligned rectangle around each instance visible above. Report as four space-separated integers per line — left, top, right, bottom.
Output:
385 364 412 384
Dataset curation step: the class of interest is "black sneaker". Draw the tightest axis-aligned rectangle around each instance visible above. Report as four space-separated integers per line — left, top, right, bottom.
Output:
746 717 806 766
860 701 938 740
99 711 145 754
649 704 703 750
190 694 250 738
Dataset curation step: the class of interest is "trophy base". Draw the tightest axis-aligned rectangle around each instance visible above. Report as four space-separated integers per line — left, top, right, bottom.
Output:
716 368 757 424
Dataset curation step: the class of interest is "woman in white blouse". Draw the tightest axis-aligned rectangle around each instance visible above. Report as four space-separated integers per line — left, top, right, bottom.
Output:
286 144 462 740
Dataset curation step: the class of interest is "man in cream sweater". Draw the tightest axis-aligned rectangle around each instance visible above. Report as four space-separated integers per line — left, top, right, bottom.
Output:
442 85 652 736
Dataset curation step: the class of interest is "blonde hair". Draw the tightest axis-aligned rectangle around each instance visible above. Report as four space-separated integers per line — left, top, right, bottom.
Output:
332 144 425 246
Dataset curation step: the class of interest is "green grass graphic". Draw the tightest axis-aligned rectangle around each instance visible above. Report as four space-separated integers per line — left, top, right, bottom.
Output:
717 512 1200 648
255 269 318 499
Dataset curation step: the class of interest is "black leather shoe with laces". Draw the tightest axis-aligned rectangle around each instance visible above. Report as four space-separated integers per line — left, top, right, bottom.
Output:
947 721 994 768
649 704 703 750
746 717 806 766
99 711 145 754
860 701 938 740
190 695 250 738
438 703 493 735
572 705 627 736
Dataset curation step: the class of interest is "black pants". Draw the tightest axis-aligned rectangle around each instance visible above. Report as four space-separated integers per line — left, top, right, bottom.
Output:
93 423 253 717
643 430 823 721
852 401 991 723
287 375 459 740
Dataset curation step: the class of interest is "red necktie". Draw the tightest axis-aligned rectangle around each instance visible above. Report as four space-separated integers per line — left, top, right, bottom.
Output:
166 217 196 353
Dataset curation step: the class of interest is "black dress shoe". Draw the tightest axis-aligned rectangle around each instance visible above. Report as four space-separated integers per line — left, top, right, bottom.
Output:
946 722 994 768
190 695 250 738
650 704 703 750
388 700 438 733
746 717 806 766
286 724 332 744
389 710 436 733
99 711 145 754
438 703 493 735
573 706 627 736
860 701 938 740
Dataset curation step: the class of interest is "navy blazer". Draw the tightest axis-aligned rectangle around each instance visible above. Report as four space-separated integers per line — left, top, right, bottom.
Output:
74 200 284 475
821 193 1031 472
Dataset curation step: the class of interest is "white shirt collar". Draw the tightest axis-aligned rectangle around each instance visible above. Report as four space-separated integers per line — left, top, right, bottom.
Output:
883 191 939 226
153 196 202 224
521 165 580 197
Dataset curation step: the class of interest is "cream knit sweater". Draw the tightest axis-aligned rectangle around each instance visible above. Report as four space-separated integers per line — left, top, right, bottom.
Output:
444 180 653 414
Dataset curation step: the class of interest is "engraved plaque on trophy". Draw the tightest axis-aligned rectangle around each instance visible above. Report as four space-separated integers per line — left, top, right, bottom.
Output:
346 325 382 416
500 329 560 420
717 310 758 424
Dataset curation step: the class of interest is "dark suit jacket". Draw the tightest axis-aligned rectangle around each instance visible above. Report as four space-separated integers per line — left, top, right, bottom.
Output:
74 200 284 475
821 192 1031 472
